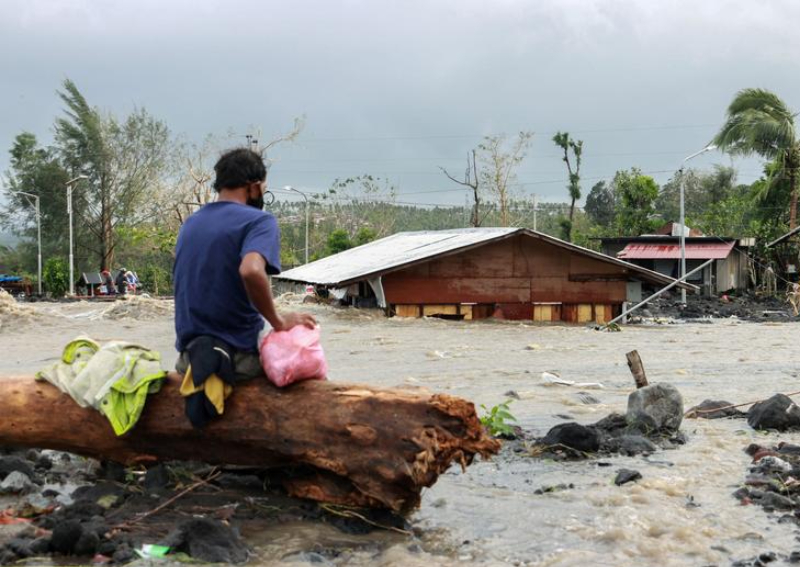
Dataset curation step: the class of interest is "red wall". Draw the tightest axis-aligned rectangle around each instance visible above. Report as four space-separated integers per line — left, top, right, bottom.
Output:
382 234 627 305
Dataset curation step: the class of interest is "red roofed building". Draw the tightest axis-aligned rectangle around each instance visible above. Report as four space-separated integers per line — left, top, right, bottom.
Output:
599 223 754 295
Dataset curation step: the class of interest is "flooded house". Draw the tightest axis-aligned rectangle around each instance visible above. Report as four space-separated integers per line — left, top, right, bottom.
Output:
276 227 693 323
599 222 754 296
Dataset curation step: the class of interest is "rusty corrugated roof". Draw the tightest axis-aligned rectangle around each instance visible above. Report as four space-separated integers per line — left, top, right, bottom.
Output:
618 242 734 260
277 227 696 290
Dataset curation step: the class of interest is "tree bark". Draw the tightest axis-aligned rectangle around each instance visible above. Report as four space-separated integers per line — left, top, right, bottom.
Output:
790 161 798 231
0 375 499 513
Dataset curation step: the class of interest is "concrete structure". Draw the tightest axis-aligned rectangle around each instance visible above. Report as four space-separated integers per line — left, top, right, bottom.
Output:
277 228 694 323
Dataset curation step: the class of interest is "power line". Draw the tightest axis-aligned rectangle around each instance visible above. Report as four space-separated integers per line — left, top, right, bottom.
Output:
298 123 721 143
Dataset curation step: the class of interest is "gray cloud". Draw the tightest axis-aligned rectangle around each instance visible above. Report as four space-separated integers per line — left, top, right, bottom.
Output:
1 0 798 206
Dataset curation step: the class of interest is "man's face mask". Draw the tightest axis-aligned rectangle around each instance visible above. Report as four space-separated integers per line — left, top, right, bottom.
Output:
247 182 265 210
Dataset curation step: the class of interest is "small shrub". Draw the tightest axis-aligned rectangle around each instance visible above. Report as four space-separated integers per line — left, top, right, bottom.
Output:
480 400 518 437
43 257 69 298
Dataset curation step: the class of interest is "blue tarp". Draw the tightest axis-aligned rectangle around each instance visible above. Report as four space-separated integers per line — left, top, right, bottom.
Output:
0 275 23 283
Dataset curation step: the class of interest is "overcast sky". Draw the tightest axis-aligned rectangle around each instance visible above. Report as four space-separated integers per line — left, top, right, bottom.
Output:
2 0 799 208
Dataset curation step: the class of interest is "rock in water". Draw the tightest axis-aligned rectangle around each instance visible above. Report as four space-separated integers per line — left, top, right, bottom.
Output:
162 518 249 564
50 520 83 555
606 435 657 456
626 383 684 433
614 469 642 486
541 423 601 452
0 456 35 480
748 394 800 431
0 471 34 494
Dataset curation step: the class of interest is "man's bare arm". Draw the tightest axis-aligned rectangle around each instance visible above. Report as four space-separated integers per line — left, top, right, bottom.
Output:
239 252 316 331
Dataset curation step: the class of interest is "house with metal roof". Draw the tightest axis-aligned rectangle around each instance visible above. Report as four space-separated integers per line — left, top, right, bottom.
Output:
276 227 695 323
599 224 754 296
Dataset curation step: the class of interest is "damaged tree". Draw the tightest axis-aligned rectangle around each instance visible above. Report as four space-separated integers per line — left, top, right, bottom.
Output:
0 374 499 513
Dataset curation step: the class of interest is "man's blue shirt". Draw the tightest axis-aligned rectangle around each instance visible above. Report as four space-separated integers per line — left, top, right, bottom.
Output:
174 201 281 352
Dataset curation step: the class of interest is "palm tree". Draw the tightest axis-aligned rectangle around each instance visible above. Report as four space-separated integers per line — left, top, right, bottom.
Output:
713 88 800 229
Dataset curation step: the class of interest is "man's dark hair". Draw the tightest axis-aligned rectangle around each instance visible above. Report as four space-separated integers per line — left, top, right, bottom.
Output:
213 148 267 192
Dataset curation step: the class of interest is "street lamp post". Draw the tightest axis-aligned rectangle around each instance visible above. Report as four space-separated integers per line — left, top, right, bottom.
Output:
65 175 88 296
679 145 716 303
283 186 309 264
12 191 42 295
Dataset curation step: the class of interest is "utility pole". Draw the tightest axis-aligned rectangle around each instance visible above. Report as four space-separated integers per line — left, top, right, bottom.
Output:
65 175 88 296
678 145 716 303
284 186 309 264
533 194 538 231
12 191 41 295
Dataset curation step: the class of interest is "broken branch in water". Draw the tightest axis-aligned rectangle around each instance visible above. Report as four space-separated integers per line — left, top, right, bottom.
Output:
685 390 800 417
111 470 221 530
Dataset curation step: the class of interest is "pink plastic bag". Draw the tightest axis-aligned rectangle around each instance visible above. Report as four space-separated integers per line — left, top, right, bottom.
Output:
259 325 328 387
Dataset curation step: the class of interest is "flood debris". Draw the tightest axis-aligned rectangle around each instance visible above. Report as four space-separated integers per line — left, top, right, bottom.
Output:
0 447 418 566
625 349 649 389
731 441 800 564
540 371 604 389
685 399 747 419
628 292 794 322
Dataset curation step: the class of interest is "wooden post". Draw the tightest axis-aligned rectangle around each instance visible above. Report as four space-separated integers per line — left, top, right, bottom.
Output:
626 350 649 389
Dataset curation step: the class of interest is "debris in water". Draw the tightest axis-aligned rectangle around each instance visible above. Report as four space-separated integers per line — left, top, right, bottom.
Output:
540 371 604 389
94 295 174 321
685 399 747 419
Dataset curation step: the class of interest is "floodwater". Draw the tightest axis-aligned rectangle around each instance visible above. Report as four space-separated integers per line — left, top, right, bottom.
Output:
3 297 800 566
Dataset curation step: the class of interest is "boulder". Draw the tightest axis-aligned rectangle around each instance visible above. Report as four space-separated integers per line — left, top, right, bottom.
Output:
748 394 800 431
626 383 684 433
0 472 34 495
607 435 657 456
162 518 249 564
541 423 601 453
0 457 34 480
614 469 642 486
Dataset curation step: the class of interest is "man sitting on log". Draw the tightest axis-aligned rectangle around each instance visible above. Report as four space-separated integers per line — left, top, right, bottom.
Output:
173 148 316 424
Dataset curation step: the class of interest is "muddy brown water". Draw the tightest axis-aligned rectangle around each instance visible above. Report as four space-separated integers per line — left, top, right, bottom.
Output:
3 300 800 565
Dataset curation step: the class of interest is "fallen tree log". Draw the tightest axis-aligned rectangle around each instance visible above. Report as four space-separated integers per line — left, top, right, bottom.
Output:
0 374 499 513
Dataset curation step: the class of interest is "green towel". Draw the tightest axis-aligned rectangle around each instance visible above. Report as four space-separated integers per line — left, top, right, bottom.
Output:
37 336 166 436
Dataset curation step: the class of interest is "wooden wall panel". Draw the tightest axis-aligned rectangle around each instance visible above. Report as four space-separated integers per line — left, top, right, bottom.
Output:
530 278 627 303
512 236 569 277
471 305 494 320
533 304 551 322
577 304 593 322
427 240 515 278
395 304 420 318
383 277 531 304
496 303 533 319
569 254 623 275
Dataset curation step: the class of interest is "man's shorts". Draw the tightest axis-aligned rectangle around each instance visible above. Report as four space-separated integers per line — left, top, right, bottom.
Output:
175 349 264 383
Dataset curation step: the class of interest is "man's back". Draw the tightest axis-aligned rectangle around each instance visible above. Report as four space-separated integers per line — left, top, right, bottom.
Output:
173 201 281 352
